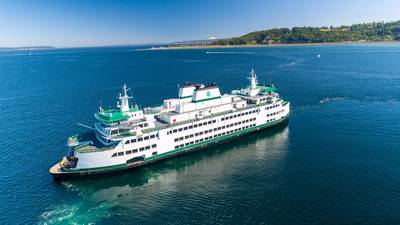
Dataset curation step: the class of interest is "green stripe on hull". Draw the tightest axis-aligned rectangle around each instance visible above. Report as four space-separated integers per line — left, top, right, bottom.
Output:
67 163 127 174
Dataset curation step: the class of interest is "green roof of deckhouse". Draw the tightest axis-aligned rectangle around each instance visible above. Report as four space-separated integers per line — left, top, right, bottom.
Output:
95 110 129 123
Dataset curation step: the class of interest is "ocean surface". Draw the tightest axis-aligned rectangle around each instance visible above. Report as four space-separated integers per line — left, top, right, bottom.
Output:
0 43 399 225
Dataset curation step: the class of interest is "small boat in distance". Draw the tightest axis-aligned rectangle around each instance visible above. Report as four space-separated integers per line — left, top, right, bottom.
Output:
50 69 290 179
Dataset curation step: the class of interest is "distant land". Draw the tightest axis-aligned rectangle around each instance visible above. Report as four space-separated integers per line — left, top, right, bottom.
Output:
0 46 55 51
165 20 400 48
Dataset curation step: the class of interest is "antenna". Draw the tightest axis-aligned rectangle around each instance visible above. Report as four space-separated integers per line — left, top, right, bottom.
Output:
248 68 258 89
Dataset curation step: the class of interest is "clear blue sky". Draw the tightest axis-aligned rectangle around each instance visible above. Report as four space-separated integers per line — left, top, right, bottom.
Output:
0 0 399 47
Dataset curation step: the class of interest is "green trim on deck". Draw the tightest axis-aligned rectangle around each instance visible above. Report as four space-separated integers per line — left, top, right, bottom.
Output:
192 96 221 103
95 111 129 123
258 85 277 93
179 95 192 99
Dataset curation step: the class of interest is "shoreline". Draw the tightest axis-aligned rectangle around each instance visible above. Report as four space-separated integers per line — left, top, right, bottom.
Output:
148 41 399 50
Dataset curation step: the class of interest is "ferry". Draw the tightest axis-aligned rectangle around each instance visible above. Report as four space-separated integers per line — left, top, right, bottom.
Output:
50 69 290 179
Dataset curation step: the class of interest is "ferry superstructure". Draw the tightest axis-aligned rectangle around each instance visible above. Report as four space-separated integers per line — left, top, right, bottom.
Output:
50 69 290 178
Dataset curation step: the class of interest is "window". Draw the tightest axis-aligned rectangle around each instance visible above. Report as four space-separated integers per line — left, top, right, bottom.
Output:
111 153 117 157
199 123 202 127
174 138 179 142
194 124 198 128
213 120 216 123
118 152 124 156
184 127 188 130
151 144 157 148
145 146 150 150
173 129 177 133
175 145 179 149
180 144 184 147
138 137 143 142
144 136 149 140
221 118 225 121
125 140 130 144
189 125 193 129
178 128 183 132
208 121 212 124
132 139 136 143
139 147 145 151
190 134 194 138
133 149 138 153
185 135 189 139
152 151 157 156
203 122 207 125
179 137 184 141
190 141 194 144
150 134 155 139
126 150 132 155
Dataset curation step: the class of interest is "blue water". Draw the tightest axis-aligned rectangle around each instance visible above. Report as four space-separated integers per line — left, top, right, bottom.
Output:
0 43 399 224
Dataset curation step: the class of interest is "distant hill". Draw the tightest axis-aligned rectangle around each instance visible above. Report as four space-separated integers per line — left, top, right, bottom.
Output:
167 38 227 47
213 20 400 45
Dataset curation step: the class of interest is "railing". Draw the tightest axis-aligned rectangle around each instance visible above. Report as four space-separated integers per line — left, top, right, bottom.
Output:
76 143 117 153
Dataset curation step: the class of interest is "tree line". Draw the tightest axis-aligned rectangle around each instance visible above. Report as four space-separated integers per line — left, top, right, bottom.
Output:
215 21 400 45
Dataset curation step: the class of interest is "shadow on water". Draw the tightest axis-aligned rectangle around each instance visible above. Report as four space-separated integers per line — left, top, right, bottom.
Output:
41 123 289 224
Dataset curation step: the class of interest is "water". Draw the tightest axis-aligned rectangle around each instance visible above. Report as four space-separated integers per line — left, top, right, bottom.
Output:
0 43 399 225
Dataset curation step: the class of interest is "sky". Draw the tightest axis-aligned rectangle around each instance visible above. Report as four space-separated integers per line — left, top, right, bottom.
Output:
0 0 399 47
